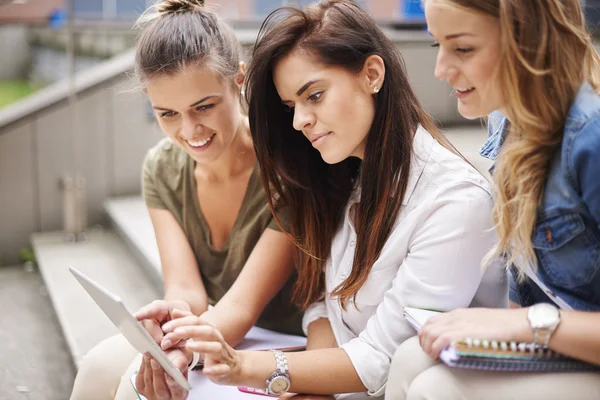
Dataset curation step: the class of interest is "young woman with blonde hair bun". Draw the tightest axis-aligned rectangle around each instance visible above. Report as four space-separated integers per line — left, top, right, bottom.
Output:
69 1 303 399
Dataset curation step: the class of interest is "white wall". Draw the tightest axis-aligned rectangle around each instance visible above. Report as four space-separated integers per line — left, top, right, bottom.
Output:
0 25 31 80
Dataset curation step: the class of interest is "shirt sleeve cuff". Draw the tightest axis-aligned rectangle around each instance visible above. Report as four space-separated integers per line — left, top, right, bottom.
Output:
341 339 388 397
301 301 329 335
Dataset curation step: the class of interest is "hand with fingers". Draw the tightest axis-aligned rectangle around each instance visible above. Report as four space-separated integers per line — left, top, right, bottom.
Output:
136 348 192 400
161 308 242 386
418 307 530 359
135 300 192 348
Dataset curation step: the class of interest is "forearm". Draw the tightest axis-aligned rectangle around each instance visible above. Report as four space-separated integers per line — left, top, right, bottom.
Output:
548 311 600 365
164 285 208 316
238 348 365 395
201 300 255 348
507 308 600 365
306 319 338 350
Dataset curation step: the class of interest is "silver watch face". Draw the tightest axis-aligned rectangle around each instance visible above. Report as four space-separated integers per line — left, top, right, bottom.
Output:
268 375 291 395
529 303 560 328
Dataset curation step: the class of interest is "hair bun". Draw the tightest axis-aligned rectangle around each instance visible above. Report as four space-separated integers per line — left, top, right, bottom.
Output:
157 0 205 15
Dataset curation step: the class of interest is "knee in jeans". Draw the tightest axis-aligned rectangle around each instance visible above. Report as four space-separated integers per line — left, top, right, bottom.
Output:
78 341 117 378
71 335 136 400
406 367 455 400
386 336 431 400
391 336 429 380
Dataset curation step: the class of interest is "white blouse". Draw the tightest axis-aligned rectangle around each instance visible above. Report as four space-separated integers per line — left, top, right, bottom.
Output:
302 127 508 398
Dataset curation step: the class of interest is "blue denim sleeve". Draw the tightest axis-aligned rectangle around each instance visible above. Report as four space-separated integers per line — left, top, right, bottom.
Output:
570 115 600 233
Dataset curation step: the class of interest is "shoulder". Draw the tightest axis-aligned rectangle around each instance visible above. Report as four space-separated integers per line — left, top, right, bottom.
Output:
417 127 492 200
564 85 600 179
565 83 600 151
144 137 189 176
566 82 600 128
400 128 493 231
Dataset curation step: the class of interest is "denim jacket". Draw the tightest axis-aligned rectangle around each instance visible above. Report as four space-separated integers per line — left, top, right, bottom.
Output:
480 82 600 311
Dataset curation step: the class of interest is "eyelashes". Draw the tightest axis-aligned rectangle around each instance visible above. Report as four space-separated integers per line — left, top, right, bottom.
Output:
430 42 474 54
282 90 324 113
307 91 323 102
158 104 215 119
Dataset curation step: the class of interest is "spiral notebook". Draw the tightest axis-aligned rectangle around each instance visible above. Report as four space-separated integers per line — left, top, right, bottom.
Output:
403 307 600 373
440 339 600 373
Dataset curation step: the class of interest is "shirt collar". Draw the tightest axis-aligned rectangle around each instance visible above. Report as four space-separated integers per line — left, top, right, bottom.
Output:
480 111 509 161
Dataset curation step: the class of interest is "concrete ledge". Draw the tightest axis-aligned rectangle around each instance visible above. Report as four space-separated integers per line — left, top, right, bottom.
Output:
32 228 159 367
104 196 163 291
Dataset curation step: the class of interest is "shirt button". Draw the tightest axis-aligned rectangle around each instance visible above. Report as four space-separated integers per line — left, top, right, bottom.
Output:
340 273 347 279
349 241 355 247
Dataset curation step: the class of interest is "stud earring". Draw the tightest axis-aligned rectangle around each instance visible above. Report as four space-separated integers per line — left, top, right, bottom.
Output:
374 86 380 94
241 89 246 96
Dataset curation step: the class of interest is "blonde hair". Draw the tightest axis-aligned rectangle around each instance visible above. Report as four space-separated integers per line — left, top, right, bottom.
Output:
439 0 600 274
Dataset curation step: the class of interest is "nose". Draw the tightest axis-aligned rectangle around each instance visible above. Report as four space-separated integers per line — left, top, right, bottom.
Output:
181 115 200 139
292 104 316 132
434 47 457 83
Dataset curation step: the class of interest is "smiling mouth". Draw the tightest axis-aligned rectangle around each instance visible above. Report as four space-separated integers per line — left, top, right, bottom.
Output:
186 133 216 148
454 87 475 95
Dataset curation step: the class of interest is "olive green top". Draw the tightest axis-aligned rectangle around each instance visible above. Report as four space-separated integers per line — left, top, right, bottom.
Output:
142 138 302 335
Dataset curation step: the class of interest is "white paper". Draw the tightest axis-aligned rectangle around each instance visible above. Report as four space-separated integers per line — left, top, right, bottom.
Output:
402 307 441 332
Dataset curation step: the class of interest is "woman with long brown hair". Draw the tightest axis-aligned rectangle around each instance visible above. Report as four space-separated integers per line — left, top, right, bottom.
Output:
160 1 507 398
386 0 600 398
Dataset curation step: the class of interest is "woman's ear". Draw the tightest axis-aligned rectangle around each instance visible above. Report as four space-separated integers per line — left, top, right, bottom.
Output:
361 55 385 94
236 61 247 87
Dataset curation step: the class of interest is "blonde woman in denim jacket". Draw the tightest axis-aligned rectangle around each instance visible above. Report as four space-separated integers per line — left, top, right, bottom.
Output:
386 0 600 399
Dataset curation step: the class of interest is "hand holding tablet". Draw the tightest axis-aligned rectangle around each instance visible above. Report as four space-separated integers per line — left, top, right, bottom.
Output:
69 266 193 391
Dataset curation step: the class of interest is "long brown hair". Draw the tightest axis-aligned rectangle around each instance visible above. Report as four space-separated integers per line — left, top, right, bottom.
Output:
440 0 600 273
246 0 444 309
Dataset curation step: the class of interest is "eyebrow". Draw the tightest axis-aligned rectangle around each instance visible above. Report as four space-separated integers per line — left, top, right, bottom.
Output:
445 33 474 40
427 31 475 40
296 80 323 96
281 80 324 104
153 95 218 111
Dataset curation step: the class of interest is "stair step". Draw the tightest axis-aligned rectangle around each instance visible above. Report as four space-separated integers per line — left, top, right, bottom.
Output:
104 196 163 290
32 228 160 368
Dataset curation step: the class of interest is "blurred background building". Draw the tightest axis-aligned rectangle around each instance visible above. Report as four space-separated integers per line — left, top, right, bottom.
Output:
0 1 599 399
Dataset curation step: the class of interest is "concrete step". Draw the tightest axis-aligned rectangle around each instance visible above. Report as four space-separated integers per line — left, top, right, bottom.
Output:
31 228 160 368
104 196 163 290
0 265 75 400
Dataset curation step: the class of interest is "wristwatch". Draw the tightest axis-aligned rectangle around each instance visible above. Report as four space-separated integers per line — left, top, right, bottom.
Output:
527 303 561 347
265 349 291 395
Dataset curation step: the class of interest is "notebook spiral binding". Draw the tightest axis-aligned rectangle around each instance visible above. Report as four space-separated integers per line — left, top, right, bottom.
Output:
440 338 600 373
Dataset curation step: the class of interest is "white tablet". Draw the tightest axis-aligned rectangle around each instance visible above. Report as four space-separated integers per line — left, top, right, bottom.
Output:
69 266 192 391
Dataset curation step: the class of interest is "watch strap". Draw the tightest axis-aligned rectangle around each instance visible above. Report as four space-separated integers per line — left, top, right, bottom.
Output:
533 327 552 347
270 349 289 375
265 349 290 395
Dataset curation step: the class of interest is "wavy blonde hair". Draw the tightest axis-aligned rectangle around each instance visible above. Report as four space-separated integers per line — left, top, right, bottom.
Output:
438 0 600 274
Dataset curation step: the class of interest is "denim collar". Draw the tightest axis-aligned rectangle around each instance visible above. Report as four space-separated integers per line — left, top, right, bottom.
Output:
480 111 509 161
